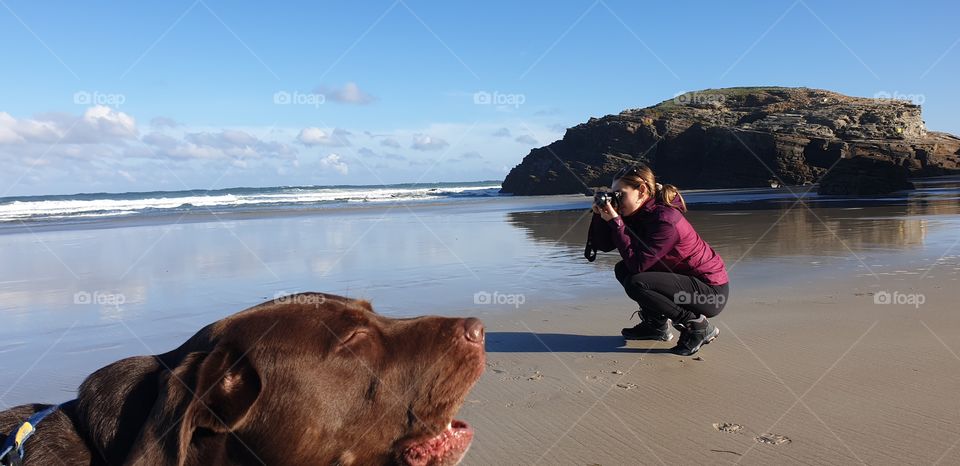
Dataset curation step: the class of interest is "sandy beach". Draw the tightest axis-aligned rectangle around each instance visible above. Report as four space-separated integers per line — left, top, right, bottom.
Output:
463 269 960 465
1 179 959 465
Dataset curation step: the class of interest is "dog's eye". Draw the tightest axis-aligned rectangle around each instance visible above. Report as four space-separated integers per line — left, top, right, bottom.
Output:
339 329 370 349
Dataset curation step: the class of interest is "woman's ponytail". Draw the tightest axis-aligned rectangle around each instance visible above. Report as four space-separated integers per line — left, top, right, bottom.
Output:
655 183 687 213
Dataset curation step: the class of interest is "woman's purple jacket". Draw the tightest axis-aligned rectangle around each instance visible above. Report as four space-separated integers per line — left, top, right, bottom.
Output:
588 197 729 286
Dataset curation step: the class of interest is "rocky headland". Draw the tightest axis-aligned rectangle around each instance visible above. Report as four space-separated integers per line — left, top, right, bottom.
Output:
500 87 960 195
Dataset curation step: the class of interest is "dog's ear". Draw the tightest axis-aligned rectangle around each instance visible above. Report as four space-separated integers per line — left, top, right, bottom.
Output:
125 347 261 466
191 346 262 432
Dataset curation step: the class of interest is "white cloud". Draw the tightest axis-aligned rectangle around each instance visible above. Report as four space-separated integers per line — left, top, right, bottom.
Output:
358 147 405 161
142 129 296 161
411 134 449 151
380 137 401 148
0 112 45 144
141 132 178 148
83 106 137 138
321 153 349 174
443 151 483 164
492 127 512 137
0 113 23 144
514 134 538 145
297 127 351 147
0 106 137 145
0 107 560 195
316 82 376 105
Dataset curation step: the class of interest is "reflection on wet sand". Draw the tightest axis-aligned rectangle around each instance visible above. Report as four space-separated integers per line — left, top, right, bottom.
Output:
506 177 960 263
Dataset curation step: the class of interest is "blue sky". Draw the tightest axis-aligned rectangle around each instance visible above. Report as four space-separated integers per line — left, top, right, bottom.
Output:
1 0 958 196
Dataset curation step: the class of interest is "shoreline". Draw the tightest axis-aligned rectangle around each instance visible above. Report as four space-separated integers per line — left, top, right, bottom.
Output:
4 174 957 236
0 194 589 235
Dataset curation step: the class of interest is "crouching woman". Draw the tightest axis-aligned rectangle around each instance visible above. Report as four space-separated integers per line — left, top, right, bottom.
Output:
587 164 730 356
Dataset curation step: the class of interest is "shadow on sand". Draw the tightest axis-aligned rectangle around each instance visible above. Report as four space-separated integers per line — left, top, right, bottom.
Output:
485 332 674 353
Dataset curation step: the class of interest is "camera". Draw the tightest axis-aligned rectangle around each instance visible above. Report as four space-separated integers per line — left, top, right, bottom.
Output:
594 191 622 208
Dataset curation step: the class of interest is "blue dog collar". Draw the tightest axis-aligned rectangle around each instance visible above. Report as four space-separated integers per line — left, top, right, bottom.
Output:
0 404 61 466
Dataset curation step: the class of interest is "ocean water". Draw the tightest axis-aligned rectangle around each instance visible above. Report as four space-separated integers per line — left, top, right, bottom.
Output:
5 176 957 228
0 180 504 224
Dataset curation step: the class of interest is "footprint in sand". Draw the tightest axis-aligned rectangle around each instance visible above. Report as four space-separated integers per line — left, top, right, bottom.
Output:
755 433 791 445
712 422 744 434
713 423 791 445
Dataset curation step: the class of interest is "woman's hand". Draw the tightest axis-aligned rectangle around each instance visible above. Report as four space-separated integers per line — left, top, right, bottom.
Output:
596 201 619 222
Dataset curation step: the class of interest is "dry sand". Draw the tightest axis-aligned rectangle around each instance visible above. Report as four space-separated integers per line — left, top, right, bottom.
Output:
459 266 960 465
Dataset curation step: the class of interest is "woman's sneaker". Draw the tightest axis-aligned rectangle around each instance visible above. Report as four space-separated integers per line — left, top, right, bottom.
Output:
671 318 719 356
621 318 674 341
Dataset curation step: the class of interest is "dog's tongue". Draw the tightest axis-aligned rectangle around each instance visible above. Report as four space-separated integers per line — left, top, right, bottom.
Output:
402 420 474 466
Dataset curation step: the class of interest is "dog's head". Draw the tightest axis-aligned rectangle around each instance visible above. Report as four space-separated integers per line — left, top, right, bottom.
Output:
79 293 485 466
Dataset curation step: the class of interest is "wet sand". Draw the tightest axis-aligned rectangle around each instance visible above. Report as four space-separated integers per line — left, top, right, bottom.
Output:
1 178 959 464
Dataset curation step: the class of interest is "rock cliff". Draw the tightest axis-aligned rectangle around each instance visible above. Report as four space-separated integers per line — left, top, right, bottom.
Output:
500 87 960 195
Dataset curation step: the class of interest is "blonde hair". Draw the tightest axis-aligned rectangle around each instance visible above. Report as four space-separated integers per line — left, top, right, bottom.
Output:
614 164 687 213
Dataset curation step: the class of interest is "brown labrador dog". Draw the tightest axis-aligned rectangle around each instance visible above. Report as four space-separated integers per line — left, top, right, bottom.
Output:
0 292 485 465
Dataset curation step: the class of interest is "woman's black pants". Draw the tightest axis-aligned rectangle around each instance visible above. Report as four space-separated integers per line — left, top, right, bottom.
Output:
614 261 729 323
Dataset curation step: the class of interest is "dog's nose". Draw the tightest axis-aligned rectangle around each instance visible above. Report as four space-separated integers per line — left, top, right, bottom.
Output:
464 317 484 343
